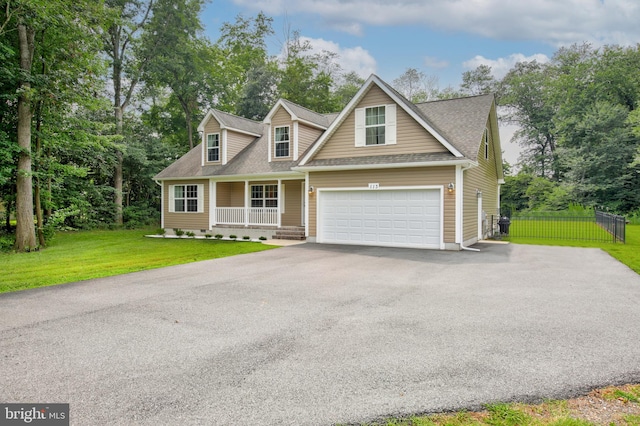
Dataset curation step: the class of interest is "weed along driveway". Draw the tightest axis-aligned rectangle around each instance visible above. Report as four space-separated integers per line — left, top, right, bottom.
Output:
1 243 640 425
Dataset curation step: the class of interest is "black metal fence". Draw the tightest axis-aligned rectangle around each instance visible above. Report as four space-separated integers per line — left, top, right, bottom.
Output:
496 209 625 243
595 210 626 243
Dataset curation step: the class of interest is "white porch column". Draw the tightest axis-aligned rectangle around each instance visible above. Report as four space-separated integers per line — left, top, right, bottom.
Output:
210 180 217 227
277 179 282 228
244 180 249 227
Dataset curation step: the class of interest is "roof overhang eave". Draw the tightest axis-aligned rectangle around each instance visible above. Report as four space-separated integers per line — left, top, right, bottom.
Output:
293 159 473 172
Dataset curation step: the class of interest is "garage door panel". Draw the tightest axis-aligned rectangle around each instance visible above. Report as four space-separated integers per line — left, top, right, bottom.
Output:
319 189 442 249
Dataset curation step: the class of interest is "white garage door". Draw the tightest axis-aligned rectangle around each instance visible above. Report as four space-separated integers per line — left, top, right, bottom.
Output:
318 189 442 249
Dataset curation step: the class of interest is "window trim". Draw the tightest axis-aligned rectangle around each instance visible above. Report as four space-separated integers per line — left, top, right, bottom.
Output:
250 184 278 208
365 106 386 146
274 126 290 158
168 184 204 213
355 104 396 147
206 133 220 163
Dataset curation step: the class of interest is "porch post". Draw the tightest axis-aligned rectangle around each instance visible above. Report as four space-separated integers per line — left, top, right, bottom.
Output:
210 180 217 228
244 180 249 227
277 179 282 228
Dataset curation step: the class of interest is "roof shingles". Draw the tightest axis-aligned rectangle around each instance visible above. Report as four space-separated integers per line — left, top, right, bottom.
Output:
155 77 496 180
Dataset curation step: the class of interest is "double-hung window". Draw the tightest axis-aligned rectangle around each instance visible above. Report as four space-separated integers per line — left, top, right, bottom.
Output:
207 133 220 162
171 184 202 213
251 184 278 208
365 106 386 145
355 104 396 147
274 126 290 158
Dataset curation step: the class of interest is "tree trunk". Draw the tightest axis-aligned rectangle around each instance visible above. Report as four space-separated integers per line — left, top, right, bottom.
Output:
35 100 46 247
14 24 37 252
114 106 124 225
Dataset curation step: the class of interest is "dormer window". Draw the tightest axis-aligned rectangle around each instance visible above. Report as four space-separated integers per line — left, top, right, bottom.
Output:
275 126 290 158
207 133 220 162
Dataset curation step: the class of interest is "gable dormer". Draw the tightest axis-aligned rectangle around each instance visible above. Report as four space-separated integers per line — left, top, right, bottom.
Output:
264 99 330 162
197 110 262 167
300 75 465 165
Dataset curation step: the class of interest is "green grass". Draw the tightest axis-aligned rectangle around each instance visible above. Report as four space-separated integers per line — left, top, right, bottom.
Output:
366 385 640 425
507 218 614 241
504 224 640 274
0 228 276 293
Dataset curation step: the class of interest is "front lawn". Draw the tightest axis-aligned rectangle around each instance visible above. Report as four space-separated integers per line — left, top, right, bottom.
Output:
504 224 640 274
0 228 276 293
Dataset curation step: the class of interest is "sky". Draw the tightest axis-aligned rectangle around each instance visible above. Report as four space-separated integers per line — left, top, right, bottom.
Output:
200 0 640 165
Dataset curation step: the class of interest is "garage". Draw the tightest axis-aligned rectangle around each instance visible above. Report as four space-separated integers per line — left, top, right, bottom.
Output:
317 188 442 249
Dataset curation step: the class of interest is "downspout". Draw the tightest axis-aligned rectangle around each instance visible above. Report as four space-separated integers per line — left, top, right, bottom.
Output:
457 163 480 252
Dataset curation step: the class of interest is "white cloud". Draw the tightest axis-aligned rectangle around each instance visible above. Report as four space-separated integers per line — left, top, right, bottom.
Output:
233 0 640 47
295 37 377 78
423 56 449 69
463 53 551 80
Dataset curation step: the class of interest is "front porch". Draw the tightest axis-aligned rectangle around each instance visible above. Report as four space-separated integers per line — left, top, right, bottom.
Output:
212 179 306 229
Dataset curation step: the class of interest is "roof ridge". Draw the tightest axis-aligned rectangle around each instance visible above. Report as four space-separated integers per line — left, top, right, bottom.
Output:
280 98 338 118
213 109 263 125
415 92 495 106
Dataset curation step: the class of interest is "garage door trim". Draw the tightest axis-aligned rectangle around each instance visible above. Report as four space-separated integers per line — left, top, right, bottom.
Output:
316 185 444 250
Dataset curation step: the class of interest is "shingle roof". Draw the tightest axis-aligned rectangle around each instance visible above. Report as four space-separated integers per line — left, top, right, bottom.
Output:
211 110 263 135
155 77 497 180
301 152 460 168
415 94 495 161
280 99 335 128
154 144 207 179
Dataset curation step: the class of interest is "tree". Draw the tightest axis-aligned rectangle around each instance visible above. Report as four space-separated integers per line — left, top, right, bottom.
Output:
392 68 439 103
140 0 210 149
278 31 340 113
461 65 497 96
500 60 558 178
1 0 106 250
333 71 365 108
102 0 154 225
212 13 274 114
14 22 36 251
236 61 280 120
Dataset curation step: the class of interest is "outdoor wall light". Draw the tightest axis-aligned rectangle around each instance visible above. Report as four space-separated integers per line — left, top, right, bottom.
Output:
447 182 455 194
308 185 315 194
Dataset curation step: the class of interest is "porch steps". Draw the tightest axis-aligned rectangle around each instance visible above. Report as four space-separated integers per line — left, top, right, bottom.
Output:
273 227 306 240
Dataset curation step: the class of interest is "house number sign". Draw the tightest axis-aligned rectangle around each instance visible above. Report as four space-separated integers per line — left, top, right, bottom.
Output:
368 183 380 189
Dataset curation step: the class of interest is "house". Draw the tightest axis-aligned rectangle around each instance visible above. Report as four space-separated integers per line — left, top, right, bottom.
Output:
154 74 504 250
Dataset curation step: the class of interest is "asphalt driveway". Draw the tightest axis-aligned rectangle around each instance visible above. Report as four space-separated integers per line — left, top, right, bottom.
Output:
1 242 639 425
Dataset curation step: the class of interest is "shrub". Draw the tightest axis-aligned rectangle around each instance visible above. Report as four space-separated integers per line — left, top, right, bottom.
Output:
174 228 185 237
42 206 80 243
123 204 160 229
0 234 15 252
242 235 251 240
229 234 237 240
155 228 166 236
214 234 223 239
185 231 195 238
259 236 267 241
204 234 212 239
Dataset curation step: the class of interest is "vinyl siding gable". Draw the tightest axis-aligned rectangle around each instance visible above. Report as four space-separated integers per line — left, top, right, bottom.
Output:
313 86 449 160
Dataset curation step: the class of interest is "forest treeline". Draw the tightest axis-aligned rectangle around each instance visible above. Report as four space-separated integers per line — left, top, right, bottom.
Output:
1 0 639 251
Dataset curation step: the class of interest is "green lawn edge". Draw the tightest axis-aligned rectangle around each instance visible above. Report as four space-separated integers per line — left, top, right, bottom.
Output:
503 224 640 274
0 228 277 293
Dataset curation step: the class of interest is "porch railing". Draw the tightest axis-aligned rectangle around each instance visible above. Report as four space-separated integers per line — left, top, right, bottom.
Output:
215 207 278 226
